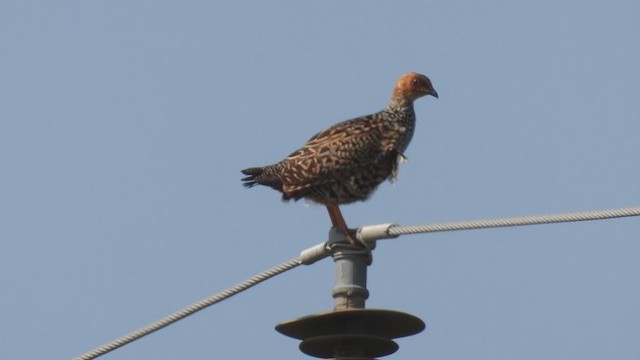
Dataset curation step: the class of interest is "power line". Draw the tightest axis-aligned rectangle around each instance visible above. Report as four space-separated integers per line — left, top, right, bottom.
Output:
73 205 640 359
74 258 302 360
353 206 640 243
389 205 640 236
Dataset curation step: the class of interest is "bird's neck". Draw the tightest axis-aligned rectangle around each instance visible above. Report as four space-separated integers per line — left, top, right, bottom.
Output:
386 96 414 113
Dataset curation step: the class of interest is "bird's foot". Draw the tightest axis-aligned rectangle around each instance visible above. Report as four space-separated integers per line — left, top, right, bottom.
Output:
336 227 368 249
328 226 373 265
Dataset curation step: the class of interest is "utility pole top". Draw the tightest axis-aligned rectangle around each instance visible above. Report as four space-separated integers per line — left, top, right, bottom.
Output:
276 228 425 359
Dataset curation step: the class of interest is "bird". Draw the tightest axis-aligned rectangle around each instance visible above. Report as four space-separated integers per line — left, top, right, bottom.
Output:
241 73 438 245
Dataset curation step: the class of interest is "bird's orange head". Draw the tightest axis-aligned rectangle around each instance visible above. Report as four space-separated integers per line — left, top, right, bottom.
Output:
392 73 438 103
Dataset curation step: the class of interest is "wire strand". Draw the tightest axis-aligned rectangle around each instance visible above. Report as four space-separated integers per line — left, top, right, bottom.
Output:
73 258 301 360
388 206 640 236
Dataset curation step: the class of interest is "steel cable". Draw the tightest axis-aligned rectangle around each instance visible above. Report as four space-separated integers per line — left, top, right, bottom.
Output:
74 258 302 360
388 206 640 236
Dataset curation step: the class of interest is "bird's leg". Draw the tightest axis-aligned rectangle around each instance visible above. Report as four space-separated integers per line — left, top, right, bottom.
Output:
326 204 358 246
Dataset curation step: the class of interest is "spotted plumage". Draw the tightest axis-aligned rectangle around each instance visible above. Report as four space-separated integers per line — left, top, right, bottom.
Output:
242 73 437 244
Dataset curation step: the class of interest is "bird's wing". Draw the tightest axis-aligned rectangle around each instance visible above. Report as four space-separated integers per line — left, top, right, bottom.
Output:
280 115 398 193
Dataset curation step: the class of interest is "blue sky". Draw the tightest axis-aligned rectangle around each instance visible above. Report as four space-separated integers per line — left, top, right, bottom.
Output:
1 1 639 359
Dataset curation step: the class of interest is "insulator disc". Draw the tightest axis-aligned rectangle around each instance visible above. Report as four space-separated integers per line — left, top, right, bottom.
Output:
300 334 398 358
276 308 425 340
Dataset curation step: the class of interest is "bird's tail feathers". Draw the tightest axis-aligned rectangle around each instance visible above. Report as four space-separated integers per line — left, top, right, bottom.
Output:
241 165 282 191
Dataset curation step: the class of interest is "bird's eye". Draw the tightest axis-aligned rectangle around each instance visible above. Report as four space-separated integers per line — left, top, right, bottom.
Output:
411 78 418 85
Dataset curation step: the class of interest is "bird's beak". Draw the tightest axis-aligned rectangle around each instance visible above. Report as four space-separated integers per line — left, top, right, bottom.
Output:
430 88 439 99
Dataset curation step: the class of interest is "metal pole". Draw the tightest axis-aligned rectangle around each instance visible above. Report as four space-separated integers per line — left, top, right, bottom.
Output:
329 228 371 310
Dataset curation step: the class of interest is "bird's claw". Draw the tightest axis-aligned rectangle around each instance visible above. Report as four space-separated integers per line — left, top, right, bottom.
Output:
339 227 369 250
